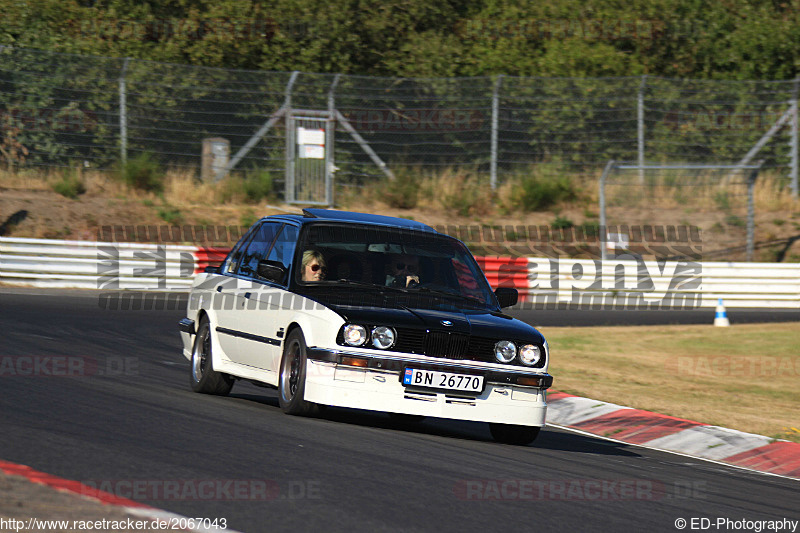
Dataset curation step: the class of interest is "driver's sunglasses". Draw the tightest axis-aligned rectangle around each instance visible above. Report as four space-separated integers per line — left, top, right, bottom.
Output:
309 264 326 272
395 262 418 273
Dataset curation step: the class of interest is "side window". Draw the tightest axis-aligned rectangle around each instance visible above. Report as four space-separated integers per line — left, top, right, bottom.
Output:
266 224 299 283
223 229 256 275
238 222 283 278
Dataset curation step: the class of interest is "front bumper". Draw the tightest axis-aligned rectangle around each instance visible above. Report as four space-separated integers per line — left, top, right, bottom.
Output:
304 347 551 426
306 347 553 389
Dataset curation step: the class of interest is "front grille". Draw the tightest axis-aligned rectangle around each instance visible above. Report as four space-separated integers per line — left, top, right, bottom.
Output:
394 327 427 354
425 331 470 359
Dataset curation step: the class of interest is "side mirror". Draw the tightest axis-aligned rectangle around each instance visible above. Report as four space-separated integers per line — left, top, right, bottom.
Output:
257 260 287 284
494 287 518 308
204 265 220 274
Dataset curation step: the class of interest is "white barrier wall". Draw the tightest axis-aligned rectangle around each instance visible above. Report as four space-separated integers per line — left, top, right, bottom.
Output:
0 237 198 290
516 257 800 309
1 237 798 308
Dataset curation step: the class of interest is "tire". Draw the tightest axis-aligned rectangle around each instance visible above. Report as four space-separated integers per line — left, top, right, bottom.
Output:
489 423 540 445
278 329 315 416
190 316 234 395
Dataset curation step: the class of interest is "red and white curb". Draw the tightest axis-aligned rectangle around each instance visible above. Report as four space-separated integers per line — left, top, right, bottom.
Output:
0 460 237 532
546 392 800 479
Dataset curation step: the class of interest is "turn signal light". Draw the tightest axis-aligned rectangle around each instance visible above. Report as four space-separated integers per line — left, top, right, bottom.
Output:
340 356 368 368
516 376 542 387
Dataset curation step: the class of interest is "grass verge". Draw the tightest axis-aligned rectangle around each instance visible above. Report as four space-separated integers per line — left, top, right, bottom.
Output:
543 322 800 442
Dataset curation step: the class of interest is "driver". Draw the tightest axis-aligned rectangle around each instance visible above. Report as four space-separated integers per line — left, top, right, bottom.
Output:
301 250 326 282
386 254 420 288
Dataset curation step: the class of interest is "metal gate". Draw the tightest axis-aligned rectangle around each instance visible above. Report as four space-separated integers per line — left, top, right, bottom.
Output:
285 110 334 205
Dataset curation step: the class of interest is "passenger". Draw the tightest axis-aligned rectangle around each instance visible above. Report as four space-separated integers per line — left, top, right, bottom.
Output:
386 254 420 288
301 250 326 282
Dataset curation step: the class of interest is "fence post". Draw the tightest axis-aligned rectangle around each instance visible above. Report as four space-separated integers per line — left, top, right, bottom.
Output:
284 71 300 204
490 75 503 190
746 161 763 262
637 75 647 185
326 74 341 206
599 160 616 262
791 77 799 199
119 57 130 166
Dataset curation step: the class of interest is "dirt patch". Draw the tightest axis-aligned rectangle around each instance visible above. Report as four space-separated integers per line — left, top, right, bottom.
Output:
0 470 158 532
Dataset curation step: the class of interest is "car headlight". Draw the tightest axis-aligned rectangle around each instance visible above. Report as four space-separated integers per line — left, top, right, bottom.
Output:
519 344 542 366
494 340 516 363
371 326 396 349
343 324 367 346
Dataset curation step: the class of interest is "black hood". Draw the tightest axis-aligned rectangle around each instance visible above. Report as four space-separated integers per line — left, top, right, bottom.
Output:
327 303 544 344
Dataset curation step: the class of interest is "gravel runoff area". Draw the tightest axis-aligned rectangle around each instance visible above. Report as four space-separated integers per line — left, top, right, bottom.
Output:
0 471 152 532
0 468 216 533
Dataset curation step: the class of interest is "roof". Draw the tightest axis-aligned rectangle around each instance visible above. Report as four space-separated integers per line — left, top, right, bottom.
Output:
266 209 436 232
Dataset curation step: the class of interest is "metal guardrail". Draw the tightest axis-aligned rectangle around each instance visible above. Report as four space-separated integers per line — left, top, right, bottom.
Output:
0 237 198 289
511 257 800 309
1 237 798 308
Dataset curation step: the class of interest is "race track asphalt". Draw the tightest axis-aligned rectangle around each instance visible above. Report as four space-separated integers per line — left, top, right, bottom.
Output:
0 289 797 533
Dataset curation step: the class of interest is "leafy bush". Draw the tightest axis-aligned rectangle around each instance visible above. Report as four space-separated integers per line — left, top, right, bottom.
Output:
158 205 183 225
725 214 746 227
51 173 86 199
552 215 574 229
579 220 601 238
438 175 492 217
118 153 164 193
218 170 276 204
514 174 578 212
382 170 420 209
242 170 275 203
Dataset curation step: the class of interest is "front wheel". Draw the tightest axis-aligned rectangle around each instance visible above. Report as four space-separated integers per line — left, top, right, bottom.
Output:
190 316 234 395
489 423 540 445
278 329 315 416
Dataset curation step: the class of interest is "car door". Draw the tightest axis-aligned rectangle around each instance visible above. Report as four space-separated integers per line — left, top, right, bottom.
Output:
232 222 293 371
212 221 280 369
209 226 259 360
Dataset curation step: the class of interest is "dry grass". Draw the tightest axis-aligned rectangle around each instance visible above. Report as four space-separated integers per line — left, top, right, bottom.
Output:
1 165 799 257
543 322 800 442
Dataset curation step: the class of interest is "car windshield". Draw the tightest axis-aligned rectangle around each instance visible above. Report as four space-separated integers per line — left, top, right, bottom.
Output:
295 223 498 310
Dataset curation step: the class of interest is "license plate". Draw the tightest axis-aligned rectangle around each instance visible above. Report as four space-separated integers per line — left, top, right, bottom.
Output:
403 368 483 393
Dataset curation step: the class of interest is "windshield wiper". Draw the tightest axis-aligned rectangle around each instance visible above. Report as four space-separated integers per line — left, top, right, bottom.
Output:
332 279 385 289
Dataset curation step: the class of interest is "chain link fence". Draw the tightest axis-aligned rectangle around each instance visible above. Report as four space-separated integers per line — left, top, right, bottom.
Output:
1 46 798 198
